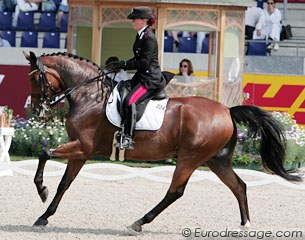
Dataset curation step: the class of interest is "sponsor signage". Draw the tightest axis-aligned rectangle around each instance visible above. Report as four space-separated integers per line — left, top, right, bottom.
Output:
0 65 30 118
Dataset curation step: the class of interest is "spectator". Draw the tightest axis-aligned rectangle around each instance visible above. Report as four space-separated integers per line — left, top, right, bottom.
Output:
12 0 40 27
56 0 68 29
41 0 56 12
245 1 262 40
166 31 180 49
254 0 282 50
104 56 129 83
178 59 196 83
3 0 17 11
178 59 195 76
196 32 208 53
0 0 4 11
0 32 11 47
166 31 196 50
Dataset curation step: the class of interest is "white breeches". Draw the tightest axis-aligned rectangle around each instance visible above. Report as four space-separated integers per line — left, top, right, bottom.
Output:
253 22 282 41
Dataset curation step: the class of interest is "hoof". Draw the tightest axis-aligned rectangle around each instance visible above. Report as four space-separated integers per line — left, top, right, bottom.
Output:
33 218 48 226
127 221 142 234
39 187 49 203
126 225 141 236
240 220 251 230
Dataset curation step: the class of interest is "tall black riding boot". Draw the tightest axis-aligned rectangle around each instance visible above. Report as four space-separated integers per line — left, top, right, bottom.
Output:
120 103 137 149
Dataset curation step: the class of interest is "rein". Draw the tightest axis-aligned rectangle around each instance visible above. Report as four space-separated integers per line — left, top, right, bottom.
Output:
48 63 118 106
50 73 105 107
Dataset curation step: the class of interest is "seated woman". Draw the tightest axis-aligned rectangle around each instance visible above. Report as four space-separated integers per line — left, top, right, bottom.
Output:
177 58 196 83
253 0 282 50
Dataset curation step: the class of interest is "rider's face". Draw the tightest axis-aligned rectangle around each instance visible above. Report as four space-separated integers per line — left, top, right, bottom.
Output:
131 19 147 31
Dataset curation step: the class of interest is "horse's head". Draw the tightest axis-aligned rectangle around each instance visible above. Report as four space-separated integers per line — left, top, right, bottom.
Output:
24 51 63 118
24 51 113 118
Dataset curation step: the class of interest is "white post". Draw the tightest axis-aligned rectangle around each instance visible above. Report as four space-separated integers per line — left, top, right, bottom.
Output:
0 128 14 163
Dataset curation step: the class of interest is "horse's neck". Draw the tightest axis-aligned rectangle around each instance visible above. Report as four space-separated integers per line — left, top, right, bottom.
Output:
54 56 98 89
64 73 109 109
52 56 109 108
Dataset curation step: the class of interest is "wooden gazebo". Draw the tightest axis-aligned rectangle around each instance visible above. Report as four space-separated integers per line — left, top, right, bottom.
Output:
67 0 253 106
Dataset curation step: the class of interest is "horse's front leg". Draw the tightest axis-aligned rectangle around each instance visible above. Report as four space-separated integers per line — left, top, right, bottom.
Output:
34 140 92 203
34 149 51 203
34 159 86 226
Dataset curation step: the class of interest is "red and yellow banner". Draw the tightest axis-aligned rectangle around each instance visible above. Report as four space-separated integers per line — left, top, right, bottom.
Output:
243 74 305 125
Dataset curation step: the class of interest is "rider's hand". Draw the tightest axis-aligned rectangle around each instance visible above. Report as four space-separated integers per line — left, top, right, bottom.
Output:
113 61 125 71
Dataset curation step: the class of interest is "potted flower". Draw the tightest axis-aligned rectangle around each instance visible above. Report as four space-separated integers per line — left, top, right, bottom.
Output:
0 106 13 128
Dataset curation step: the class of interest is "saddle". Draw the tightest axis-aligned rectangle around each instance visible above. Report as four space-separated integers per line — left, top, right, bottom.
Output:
116 71 174 121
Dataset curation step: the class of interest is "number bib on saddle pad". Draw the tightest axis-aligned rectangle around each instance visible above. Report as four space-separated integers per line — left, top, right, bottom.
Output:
106 85 169 130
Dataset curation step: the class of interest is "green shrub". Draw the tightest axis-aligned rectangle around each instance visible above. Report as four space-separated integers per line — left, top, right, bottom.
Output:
10 117 68 156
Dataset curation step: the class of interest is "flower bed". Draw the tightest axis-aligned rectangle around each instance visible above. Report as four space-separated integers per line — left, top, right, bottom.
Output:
10 117 68 156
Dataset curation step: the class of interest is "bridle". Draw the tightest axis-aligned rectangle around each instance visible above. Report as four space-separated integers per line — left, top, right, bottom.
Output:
29 57 62 118
29 57 116 118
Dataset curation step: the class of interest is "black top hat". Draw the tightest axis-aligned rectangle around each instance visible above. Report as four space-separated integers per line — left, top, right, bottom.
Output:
127 6 153 19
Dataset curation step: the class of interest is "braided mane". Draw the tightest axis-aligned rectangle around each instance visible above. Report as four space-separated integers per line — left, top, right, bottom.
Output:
42 52 103 73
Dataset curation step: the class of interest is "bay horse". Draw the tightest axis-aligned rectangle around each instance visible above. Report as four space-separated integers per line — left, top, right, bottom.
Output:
24 51 301 233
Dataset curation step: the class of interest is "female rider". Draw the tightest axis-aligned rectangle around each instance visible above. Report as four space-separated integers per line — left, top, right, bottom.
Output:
115 6 166 149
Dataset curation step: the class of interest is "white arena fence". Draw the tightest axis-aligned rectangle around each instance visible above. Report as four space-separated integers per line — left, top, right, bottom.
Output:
1 160 304 190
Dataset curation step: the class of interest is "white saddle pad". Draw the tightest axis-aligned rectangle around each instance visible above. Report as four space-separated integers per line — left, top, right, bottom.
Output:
106 86 169 130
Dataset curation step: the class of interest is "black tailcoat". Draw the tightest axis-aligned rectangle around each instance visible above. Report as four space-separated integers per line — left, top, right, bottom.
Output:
125 26 166 90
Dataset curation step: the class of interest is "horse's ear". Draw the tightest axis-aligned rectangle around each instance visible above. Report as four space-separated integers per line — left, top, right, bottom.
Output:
23 51 31 61
29 51 37 63
23 51 37 64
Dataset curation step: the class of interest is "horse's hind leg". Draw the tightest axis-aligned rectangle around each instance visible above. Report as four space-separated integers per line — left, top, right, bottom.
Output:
34 159 86 226
129 163 195 233
34 149 51 203
206 156 250 227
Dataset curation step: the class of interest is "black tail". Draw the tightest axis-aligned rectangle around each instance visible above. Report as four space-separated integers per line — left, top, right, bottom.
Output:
230 105 302 182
